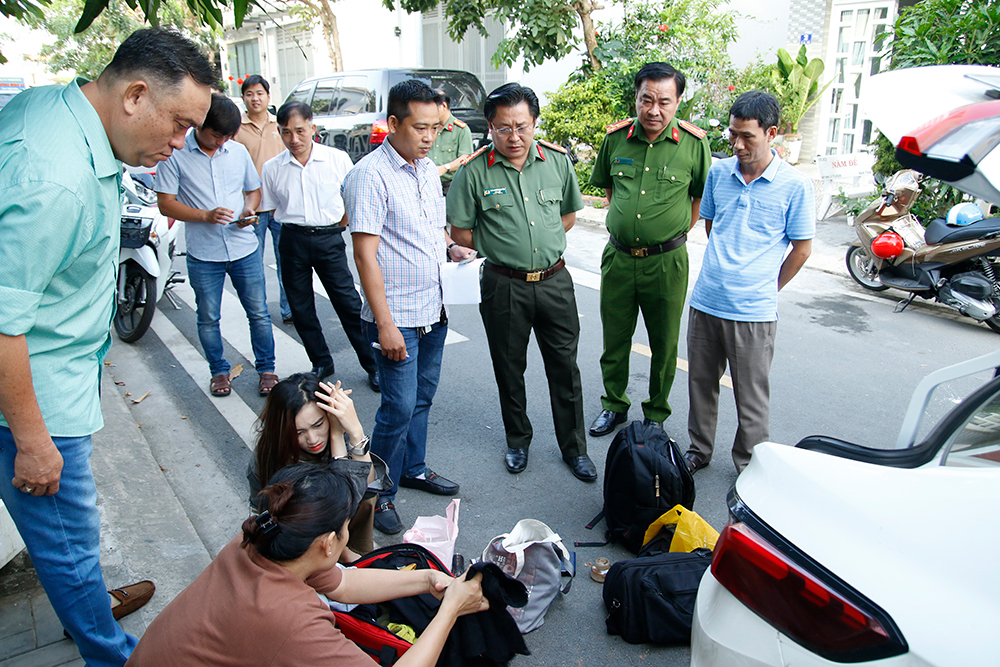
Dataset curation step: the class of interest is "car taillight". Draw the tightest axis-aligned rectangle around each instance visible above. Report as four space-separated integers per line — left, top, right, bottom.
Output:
370 119 389 144
712 521 906 662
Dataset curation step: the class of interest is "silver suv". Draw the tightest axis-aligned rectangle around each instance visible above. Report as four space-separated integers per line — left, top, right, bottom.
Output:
285 68 488 163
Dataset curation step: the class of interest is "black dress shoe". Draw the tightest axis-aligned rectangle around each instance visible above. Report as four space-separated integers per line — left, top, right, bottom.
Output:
374 500 403 534
563 454 598 481
399 468 459 496
505 448 528 473
589 409 627 437
311 364 335 380
368 370 380 392
642 417 663 430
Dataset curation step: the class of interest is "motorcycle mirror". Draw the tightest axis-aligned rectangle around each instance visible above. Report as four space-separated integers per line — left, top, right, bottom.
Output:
874 172 886 186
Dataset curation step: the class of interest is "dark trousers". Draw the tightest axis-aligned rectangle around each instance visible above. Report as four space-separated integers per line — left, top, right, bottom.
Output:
480 267 586 457
278 226 375 374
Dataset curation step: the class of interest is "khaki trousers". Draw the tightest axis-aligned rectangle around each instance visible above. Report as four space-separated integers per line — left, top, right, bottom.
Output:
686 308 776 472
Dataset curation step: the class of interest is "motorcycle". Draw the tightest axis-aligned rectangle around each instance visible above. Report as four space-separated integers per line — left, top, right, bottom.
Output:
846 169 1000 333
116 169 184 342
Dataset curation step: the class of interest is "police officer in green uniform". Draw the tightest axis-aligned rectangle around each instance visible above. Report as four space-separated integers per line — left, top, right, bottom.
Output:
588 62 712 437
448 83 596 481
428 90 474 195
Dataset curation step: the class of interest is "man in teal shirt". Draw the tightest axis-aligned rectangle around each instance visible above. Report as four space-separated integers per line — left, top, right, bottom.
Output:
0 29 215 666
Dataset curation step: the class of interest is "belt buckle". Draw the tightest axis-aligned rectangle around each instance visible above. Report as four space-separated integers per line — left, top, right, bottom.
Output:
631 247 648 258
525 271 543 282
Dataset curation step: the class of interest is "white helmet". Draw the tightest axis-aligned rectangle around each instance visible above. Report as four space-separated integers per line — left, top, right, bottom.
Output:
945 202 984 227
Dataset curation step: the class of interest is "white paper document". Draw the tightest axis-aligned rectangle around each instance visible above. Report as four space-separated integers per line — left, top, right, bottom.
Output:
441 258 485 304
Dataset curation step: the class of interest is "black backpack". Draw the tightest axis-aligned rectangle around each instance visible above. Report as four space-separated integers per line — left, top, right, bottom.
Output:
603 548 713 644
578 421 695 554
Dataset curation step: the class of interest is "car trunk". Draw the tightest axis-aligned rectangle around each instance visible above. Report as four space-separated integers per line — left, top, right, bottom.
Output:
735 443 1000 665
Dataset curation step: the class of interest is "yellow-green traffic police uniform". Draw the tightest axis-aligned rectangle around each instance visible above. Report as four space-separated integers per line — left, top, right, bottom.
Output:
448 140 589 459
590 116 711 423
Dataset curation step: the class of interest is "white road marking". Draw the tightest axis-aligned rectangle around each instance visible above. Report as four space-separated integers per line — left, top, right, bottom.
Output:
150 313 258 451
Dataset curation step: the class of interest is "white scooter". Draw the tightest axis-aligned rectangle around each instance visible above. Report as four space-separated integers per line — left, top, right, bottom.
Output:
115 169 184 342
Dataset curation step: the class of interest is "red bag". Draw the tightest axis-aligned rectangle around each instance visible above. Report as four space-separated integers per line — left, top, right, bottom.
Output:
332 544 452 665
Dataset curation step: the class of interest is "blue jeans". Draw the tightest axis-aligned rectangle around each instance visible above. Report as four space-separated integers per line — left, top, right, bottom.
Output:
254 211 291 320
362 319 447 501
0 427 137 666
187 253 275 377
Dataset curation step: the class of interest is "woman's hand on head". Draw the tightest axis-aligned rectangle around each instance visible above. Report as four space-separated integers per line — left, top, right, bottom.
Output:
315 381 365 442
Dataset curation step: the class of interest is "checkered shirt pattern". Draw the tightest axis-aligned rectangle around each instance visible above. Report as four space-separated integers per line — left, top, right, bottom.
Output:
343 140 447 328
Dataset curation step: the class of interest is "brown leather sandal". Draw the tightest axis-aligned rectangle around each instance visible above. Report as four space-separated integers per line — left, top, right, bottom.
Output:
210 374 231 397
110 580 155 620
258 372 279 396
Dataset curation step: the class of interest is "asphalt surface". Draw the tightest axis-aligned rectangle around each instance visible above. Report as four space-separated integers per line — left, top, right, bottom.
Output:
78 204 1000 667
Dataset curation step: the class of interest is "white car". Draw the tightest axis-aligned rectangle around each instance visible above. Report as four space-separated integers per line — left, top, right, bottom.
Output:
691 349 1000 666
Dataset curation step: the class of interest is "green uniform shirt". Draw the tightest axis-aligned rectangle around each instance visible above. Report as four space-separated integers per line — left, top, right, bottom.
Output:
0 78 120 436
590 117 711 246
448 140 583 271
428 114 474 184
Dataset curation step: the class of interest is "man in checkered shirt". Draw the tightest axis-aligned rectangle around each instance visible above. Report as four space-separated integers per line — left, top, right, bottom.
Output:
343 79 476 536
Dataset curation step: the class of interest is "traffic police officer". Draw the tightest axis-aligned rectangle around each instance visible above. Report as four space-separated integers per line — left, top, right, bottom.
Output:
428 90 474 194
589 62 712 437
448 83 596 482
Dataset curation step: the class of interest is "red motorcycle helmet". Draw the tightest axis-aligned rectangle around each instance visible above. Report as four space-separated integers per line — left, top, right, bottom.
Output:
871 231 904 259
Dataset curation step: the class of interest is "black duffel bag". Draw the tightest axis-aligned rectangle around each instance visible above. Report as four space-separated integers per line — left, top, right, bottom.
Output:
603 548 713 645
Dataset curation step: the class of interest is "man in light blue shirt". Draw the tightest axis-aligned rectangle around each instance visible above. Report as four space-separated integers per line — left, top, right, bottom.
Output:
685 91 814 474
0 29 215 666
156 93 276 398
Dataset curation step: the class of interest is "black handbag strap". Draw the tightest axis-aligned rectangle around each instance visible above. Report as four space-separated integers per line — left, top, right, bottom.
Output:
576 509 610 547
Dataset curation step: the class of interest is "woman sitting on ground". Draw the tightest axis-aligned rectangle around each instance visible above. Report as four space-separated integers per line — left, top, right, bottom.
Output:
126 464 487 667
249 373 389 563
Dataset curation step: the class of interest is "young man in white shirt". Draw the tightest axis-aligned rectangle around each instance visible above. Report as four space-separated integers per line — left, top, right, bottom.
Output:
260 101 378 390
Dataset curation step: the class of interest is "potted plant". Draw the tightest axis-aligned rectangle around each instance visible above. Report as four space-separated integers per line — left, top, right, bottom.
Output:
771 45 834 164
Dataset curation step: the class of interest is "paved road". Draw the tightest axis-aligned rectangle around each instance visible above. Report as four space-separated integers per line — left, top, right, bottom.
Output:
100 212 1000 666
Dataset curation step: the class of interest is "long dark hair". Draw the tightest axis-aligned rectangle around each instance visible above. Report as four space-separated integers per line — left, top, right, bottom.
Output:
241 463 361 562
254 373 326 491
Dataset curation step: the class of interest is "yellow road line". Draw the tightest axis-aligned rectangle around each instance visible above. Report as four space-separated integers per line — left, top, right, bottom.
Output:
631 343 733 389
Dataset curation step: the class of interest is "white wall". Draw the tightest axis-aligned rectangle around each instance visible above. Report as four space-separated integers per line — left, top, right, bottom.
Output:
336 0 424 71
731 0 791 66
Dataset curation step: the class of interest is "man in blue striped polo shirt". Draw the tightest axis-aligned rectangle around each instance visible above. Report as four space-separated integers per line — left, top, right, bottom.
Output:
685 91 815 474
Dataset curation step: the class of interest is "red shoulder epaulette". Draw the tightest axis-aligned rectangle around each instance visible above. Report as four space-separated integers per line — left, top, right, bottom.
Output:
538 139 567 154
678 120 707 139
453 118 467 128
606 118 633 134
463 144 489 165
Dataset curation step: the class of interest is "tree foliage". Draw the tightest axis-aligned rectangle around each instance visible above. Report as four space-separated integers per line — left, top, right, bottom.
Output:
383 0 602 71
18 0 218 80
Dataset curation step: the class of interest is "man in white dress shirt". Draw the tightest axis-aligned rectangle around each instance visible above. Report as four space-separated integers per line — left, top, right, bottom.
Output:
260 101 378 389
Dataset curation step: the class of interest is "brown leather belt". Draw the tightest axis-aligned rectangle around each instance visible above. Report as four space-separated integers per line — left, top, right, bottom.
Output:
484 258 566 282
609 233 686 257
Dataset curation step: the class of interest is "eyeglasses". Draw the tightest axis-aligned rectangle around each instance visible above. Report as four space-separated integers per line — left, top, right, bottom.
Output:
492 125 535 138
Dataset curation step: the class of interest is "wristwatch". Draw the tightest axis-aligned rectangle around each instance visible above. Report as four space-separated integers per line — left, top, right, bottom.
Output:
347 435 371 457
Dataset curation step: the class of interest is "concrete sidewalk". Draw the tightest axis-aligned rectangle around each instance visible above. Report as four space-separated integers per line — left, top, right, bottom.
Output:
0 372 211 666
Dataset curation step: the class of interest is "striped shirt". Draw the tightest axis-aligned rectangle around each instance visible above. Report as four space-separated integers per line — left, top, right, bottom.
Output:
343 140 446 328
690 152 815 322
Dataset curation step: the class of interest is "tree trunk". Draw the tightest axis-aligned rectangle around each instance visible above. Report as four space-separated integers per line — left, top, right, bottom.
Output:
317 0 343 71
572 0 603 72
